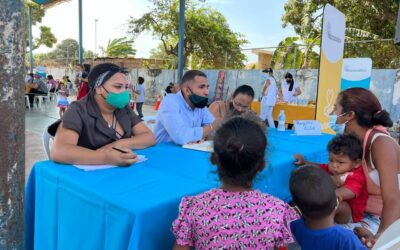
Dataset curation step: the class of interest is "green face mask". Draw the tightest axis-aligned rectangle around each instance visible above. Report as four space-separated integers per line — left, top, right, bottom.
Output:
102 86 130 109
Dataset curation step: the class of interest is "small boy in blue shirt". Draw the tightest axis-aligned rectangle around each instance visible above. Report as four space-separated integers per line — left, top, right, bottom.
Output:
289 166 367 250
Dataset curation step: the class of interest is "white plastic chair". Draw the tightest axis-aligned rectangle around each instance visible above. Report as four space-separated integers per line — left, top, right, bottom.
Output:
25 95 30 109
42 127 54 160
373 218 400 250
142 116 157 132
34 90 51 109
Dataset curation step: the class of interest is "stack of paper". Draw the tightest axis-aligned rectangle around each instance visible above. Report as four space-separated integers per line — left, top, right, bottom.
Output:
74 155 147 171
182 141 213 152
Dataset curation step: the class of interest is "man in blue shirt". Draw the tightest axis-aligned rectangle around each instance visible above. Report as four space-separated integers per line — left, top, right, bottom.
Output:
154 70 216 145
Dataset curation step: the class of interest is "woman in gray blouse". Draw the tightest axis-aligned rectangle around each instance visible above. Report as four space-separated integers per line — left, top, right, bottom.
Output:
50 63 155 166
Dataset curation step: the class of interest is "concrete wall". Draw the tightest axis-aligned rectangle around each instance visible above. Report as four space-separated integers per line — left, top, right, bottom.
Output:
43 67 400 122
132 68 399 122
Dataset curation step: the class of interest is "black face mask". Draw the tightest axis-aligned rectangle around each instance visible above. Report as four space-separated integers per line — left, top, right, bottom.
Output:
187 87 208 108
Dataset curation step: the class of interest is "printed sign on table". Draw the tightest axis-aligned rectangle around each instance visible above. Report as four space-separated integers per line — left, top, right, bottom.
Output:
294 120 322 136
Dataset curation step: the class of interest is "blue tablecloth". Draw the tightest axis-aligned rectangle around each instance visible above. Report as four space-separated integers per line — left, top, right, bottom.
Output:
25 129 333 250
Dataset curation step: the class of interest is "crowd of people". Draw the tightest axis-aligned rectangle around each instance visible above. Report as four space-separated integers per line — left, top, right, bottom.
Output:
43 63 399 249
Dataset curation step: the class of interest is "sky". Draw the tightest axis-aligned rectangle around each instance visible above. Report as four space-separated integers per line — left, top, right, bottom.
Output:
34 0 296 63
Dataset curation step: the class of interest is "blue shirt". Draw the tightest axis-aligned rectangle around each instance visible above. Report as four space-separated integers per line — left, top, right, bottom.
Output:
290 219 367 250
154 91 215 145
136 84 145 103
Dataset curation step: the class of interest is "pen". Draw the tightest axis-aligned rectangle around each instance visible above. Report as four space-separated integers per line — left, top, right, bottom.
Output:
112 147 129 154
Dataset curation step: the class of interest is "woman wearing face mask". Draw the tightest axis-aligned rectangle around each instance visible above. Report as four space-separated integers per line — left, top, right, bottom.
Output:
208 85 255 123
280 72 302 102
49 63 156 166
330 87 400 248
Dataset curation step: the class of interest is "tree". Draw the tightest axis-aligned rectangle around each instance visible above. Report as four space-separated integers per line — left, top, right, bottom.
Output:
25 1 57 50
149 44 177 69
128 0 248 69
100 37 136 57
84 50 97 58
47 38 79 65
0 0 25 248
281 0 400 68
32 40 97 67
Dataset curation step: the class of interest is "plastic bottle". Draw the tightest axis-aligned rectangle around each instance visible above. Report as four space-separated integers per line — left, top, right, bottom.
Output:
277 110 286 131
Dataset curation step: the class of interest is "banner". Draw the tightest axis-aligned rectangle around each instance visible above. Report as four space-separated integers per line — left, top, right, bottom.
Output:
316 4 346 133
341 58 372 90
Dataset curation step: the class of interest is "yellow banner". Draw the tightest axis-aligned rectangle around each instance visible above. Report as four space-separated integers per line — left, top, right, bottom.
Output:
316 4 346 133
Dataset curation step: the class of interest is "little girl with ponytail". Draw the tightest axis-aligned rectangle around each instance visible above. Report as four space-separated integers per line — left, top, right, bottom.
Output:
171 117 299 250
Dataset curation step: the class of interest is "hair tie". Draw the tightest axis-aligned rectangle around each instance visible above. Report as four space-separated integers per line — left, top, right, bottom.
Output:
94 71 110 88
374 110 382 115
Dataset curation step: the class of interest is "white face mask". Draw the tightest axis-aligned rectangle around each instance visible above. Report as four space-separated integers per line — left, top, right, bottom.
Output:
329 112 348 134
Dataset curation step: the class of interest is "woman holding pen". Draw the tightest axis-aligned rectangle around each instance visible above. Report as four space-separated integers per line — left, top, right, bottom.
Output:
49 63 155 166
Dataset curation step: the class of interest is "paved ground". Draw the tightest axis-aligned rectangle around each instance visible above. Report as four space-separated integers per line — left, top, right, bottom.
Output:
25 95 157 181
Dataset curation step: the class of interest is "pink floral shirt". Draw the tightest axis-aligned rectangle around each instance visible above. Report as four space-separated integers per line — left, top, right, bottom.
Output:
172 188 299 249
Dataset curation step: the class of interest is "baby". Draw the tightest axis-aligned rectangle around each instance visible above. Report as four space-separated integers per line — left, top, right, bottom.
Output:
293 133 368 224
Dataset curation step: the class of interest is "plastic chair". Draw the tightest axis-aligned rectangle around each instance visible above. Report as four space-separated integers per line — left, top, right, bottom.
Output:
142 116 157 132
373 218 400 250
42 126 54 160
25 95 30 109
34 90 51 109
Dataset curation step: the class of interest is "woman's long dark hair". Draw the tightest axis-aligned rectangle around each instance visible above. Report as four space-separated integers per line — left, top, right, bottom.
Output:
339 88 393 128
285 72 294 91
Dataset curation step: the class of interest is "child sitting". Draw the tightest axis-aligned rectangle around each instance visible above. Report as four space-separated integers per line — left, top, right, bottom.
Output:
172 117 299 250
57 82 69 117
293 134 367 224
289 166 367 250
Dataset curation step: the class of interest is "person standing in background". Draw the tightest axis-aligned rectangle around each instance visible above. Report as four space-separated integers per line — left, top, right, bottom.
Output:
47 75 57 93
280 72 302 103
74 64 84 89
260 68 278 128
133 76 145 118
76 72 89 100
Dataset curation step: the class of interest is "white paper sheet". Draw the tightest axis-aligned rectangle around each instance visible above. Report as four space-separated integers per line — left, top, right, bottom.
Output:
74 155 147 171
182 141 213 152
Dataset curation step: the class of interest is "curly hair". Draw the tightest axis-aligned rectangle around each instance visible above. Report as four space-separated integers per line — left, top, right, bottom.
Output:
327 133 362 161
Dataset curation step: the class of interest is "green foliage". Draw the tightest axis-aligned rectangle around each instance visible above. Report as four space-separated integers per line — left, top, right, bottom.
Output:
100 37 136 57
281 0 400 68
32 39 98 67
149 44 177 69
84 50 97 58
25 1 57 50
48 39 79 61
128 0 247 69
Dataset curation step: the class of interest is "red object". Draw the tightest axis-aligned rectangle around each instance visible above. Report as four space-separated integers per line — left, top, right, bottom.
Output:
319 164 368 222
129 100 135 110
278 247 287 250
77 81 88 100
154 95 161 111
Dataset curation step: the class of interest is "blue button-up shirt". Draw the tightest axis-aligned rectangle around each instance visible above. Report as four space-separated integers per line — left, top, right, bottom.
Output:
154 91 215 145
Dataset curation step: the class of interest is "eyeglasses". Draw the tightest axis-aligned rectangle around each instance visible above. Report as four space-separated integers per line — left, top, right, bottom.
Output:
232 99 250 110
